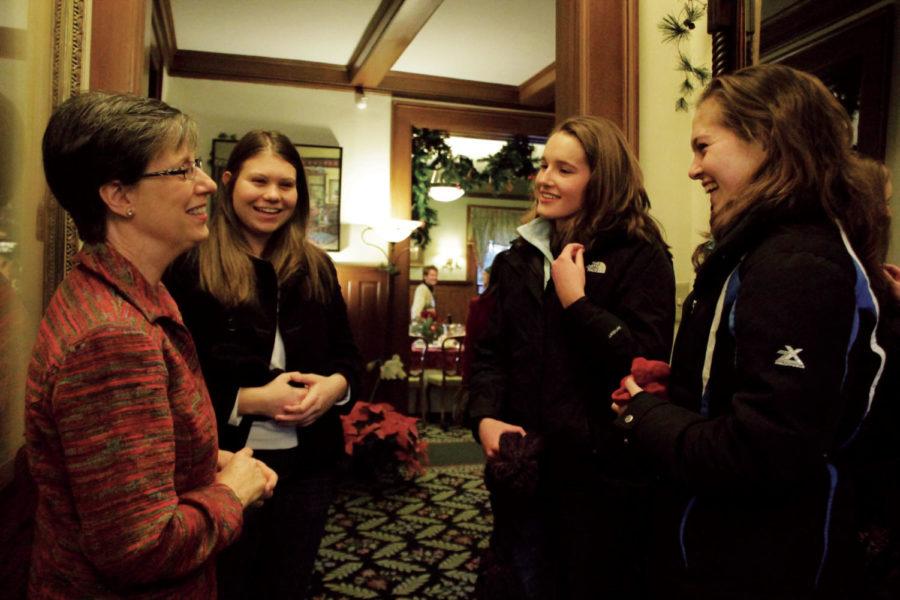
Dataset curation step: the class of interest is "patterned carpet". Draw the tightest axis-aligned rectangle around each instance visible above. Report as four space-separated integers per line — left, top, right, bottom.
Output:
309 426 490 599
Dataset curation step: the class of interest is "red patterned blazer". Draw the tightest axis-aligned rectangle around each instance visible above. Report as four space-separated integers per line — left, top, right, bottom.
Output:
25 243 243 599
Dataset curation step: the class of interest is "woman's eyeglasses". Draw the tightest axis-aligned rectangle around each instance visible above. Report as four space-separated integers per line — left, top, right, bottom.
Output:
140 157 203 182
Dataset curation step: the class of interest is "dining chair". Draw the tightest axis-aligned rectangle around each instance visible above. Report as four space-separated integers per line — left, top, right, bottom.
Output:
424 335 465 427
407 337 429 417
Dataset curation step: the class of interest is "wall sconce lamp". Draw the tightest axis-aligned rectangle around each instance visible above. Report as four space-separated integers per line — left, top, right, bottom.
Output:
354 86 368 110
441 256 465 272
427 167 464 202
361 218 422 274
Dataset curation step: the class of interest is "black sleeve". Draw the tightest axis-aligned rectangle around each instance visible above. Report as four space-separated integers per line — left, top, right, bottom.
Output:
564 241 676 378
163 255 271 438
617 250 856 493
466 251 512 430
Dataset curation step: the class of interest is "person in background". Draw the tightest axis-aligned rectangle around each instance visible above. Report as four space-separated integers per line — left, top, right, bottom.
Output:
614 64 889 599
165 129 362 599
28 92 275 599
468 115 675 598
410 264 438 320
461 266 495 386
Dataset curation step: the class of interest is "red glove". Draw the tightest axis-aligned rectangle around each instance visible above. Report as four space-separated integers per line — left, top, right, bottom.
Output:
611 357 670 403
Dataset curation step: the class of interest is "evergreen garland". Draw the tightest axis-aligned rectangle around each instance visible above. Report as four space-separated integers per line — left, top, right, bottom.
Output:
659 1 711 111
410 129 538 249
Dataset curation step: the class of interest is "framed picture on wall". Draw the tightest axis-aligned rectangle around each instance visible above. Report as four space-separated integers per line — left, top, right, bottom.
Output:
211 137 343 251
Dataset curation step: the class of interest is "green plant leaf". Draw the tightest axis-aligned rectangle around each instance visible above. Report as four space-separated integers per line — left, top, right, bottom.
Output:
439 551 471 570
324 582 380 599
392 574 431 596
372 541 407 559
376 559 427 573
658 14 689 43
415 524 447 539
322 561 364 581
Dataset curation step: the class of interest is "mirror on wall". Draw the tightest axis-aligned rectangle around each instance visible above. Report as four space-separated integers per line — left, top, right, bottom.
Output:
408 134 544 285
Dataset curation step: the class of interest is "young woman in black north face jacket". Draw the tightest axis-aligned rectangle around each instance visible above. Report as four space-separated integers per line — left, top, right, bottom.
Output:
468 115 675 599
614 64 891 599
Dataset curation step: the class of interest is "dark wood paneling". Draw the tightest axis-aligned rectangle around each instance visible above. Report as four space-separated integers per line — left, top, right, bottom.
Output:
760 0 883 55
336 264 389 364
761 4 894 160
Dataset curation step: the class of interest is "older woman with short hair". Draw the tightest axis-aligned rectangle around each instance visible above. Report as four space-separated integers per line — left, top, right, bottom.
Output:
27 91 276 598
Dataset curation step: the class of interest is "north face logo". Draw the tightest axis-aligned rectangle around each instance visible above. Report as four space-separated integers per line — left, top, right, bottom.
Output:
774 345 805 369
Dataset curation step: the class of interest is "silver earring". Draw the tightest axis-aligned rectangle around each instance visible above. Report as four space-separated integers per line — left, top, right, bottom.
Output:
126 208 134 218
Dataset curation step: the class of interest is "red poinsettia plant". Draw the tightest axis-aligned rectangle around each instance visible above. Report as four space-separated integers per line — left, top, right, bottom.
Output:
341 401 428 480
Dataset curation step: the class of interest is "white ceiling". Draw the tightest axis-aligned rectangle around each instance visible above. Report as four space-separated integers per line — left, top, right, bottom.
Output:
170 0 555 86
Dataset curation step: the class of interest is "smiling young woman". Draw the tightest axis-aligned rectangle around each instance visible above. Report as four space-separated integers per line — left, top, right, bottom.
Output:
164 129 362 599
612 64 891 599
468 115 674 599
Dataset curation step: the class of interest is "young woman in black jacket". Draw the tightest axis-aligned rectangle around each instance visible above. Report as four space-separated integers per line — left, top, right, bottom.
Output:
165 130 361 599
468 116 675 599
614 64 890 599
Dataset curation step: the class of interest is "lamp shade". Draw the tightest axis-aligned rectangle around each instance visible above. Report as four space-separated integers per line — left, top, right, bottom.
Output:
428 185 465 202
373 218 423 243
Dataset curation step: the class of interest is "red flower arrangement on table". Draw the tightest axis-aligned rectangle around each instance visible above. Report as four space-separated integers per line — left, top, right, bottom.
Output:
341 401 428 480
412 309 442 345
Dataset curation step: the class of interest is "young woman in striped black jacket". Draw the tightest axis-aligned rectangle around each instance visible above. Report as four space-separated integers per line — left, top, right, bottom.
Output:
614 64 890 599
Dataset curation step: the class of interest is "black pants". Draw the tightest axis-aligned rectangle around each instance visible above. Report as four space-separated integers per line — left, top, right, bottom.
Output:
487 457 652 600
217 446 337 600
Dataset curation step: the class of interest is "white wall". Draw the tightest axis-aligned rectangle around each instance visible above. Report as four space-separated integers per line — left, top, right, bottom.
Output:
638 0 712 303
163 76 393 265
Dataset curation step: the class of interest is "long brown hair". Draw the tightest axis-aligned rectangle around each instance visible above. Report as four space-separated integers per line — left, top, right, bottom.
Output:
693 64 889 295
198 130 332 306
525 115 666 251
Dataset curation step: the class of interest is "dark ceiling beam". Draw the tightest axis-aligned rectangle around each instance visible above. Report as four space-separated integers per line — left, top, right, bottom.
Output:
168 50 546 112
519 62 555 108
170 50 350 86
348 0 443 88
151 0 177 67
380 71 522 108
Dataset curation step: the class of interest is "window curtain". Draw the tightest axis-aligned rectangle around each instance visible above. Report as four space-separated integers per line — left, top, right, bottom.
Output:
468 206 527 268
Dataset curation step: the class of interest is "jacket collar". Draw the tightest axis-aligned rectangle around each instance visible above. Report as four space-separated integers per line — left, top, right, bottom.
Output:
517 217 553 289
500 218 548 303
77 243 183 325
695 200 830 290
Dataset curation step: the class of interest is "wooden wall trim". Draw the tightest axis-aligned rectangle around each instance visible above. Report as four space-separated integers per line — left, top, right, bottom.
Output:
519 62 556 108
89 0 146 94
151 0 176 67
170 50 349 86
168 49 539 111
555 0 639 152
